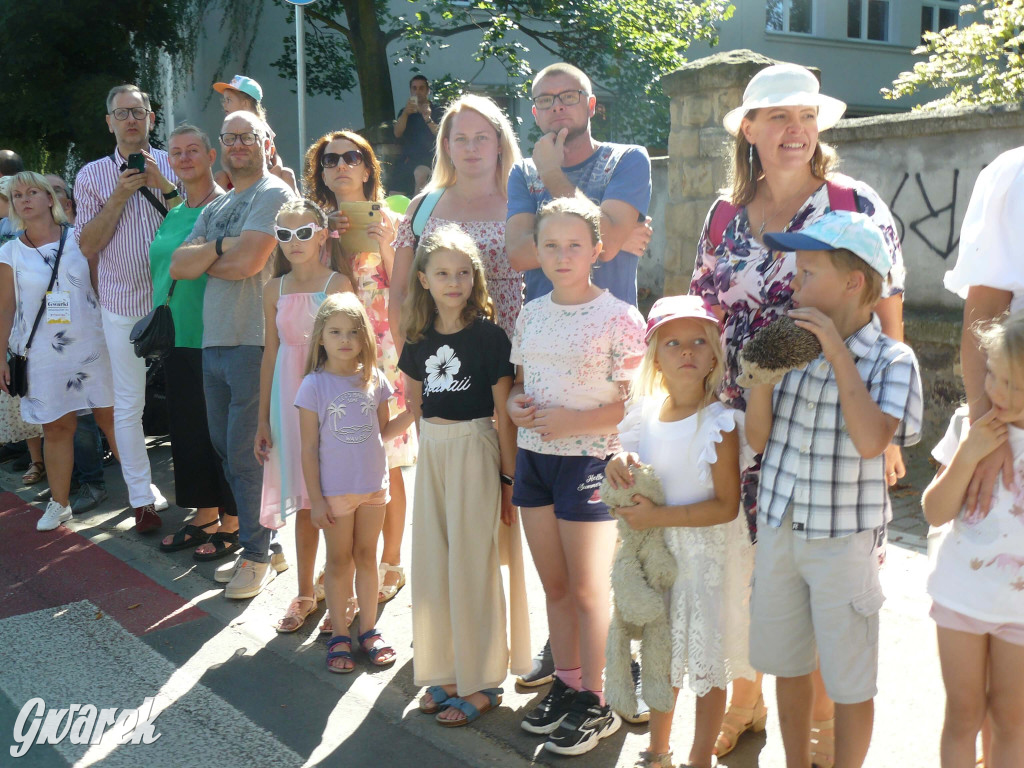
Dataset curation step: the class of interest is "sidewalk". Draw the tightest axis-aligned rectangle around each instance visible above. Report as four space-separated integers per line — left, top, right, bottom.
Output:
0 444 944 766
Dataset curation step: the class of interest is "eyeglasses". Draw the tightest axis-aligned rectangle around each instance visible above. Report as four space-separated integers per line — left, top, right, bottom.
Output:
220 132 261 146
110 107 150 121
531 89 587 110
274 223 323 242
321 150 363 169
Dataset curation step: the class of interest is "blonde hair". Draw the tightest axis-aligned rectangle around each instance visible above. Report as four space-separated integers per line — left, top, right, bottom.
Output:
270 199 356 290
305 293 377 386
827 247 884 307
5 172 69 230
426 95 521 193
725 110 839 206
977 311 1024 374
402 224 494 344
534 196 602 245
630 320 724 411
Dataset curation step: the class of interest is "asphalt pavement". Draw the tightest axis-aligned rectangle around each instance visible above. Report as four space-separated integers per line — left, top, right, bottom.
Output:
0 441 945 767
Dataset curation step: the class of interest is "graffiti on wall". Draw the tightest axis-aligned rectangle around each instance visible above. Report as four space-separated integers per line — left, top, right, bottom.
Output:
888 169 962 261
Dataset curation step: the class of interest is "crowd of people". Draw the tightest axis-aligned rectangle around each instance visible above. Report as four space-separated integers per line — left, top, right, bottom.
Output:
0 59 1020 768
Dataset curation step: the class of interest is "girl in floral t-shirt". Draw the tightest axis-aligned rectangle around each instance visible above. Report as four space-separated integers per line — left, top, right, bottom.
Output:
508 197 645 756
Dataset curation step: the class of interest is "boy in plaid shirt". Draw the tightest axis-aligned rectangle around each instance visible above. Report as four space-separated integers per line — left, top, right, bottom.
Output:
745 211 923 768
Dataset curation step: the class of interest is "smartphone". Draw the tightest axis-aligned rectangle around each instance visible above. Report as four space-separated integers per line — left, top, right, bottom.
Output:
337 201 383 254
127 152 145 174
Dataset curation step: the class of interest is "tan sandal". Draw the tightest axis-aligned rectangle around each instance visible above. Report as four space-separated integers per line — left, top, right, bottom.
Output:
377 562 405 604
317 598 358 635
714 694 768 757
811 717 835 768
315 568 326 602
275 595 317 633
22 462 46 486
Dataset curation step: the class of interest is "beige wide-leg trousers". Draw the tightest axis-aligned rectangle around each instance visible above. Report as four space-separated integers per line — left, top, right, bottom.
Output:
412 418 531 694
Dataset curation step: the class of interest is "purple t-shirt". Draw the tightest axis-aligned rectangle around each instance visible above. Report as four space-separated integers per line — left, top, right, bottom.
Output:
294 367 394 497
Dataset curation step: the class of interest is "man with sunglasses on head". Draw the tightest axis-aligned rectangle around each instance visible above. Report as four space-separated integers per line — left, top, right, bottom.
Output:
74 84 181 534
506 63 653 308
171 111 296 600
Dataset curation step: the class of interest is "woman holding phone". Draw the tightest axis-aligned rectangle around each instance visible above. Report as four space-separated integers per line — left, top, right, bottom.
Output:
305 131 417 624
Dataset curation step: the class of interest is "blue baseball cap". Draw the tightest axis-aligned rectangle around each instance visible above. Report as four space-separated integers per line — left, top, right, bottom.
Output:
212 75 263 103
762 211 892 278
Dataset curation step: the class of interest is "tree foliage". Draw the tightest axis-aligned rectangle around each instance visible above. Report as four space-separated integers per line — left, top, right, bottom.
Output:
0 0 191 175
266 0 732 147
882 1 1024 109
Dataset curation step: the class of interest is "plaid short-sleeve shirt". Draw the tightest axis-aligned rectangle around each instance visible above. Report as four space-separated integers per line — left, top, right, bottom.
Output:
758 315 923 539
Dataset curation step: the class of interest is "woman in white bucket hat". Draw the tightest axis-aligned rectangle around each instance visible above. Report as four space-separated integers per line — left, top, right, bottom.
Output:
688 63 908 767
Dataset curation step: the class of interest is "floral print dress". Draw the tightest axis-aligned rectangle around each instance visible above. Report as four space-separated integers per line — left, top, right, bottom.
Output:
0 234 113 424
351 249 417 468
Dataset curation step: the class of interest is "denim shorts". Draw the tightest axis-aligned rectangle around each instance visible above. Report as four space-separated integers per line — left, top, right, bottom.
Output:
511 449 613 522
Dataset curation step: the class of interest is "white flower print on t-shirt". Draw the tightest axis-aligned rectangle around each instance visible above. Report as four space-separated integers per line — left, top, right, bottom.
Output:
424 344 472 394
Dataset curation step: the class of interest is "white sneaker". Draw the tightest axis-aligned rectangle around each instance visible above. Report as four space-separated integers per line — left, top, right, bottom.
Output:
224 559 276 599
37 500 72 531
151 484 169 512
214 551 288 583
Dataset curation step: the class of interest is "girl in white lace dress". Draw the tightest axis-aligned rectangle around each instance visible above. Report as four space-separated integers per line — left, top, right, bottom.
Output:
606 295 754 768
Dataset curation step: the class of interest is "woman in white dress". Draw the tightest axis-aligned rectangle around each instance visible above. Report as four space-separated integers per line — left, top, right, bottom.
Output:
0 172 117 531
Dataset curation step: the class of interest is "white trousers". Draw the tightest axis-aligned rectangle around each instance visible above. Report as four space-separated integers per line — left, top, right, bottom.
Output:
101 308 155 507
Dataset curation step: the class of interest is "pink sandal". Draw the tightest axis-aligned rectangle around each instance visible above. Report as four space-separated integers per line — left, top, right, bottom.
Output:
275 595 317 633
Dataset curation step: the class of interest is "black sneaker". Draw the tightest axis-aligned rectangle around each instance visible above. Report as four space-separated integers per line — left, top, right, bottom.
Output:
517 639 555 687
620 658 650 724
521 676 577 735
544 690 621 756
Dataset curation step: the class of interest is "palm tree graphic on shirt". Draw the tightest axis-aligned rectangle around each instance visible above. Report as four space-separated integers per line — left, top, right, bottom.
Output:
327 391 375 444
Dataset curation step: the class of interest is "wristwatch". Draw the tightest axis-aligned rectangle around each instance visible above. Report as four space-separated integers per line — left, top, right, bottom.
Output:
162 188 179 200
500 473 514 487
215 236 225 256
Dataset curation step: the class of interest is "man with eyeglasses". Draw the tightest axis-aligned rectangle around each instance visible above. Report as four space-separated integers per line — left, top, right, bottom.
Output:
507 63 653 308
171 110 296 599
74 84 180 534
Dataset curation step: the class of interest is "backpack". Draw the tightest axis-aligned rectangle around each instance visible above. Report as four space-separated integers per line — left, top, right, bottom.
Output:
708 174 858 249
410 187 445 250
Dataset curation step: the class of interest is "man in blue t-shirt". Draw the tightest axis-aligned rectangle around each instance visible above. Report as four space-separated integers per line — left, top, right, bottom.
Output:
506 63 652 306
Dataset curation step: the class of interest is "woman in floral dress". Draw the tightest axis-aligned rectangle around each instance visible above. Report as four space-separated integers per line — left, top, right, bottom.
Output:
306 130 417 615
391 94 524 343
688 64 907 766
0 172 117 531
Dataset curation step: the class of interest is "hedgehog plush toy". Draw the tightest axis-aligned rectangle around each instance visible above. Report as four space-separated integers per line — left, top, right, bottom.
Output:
736 315 822 388
600 464 677 715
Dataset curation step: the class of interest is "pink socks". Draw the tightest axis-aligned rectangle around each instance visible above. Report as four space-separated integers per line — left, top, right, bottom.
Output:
555 667 582 690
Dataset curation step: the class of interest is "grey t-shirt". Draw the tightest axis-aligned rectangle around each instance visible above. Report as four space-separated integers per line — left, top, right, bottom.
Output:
189 175 295 348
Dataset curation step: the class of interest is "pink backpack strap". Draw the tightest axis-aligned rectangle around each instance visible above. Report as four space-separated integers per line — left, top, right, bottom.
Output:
708 198 740 249
825 174 858 212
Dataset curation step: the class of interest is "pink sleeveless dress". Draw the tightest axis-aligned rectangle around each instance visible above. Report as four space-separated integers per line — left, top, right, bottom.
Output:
259 274 333 529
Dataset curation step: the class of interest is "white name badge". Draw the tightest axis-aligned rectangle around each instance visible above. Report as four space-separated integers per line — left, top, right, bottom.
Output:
45 291 71 324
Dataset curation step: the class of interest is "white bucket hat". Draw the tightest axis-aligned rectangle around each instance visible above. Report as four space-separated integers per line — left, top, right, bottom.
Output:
722 63 847 136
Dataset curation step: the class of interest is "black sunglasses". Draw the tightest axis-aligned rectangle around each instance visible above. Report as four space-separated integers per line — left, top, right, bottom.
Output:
321 150 363 169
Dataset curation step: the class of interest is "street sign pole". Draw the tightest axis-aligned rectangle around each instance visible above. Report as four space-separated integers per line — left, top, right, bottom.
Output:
286 0 316 184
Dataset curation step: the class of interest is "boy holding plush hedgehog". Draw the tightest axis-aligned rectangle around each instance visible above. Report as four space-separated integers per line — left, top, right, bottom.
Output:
744 211 923 768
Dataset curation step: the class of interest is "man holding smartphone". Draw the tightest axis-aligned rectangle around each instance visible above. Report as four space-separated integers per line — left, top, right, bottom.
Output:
74 84 181 534
393 75 443 195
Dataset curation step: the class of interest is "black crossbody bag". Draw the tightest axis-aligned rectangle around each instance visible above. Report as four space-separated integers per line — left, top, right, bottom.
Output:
8 227 69 397
130 280 176 358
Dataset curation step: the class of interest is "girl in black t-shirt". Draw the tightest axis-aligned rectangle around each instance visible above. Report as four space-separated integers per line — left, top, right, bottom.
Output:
398 224 526 727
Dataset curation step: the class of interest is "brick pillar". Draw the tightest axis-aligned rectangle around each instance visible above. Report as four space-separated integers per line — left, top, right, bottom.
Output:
660 50 777 295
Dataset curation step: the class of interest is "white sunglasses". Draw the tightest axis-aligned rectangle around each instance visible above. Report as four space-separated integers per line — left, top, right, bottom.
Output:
274 223 324 242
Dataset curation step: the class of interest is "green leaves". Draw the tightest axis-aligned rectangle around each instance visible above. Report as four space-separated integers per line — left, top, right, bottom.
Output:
883 0 1024 109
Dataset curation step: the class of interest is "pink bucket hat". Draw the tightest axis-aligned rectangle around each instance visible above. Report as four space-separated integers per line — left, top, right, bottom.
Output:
645 295 720 343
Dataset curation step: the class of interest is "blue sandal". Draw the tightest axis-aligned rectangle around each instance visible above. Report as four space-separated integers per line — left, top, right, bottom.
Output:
357 627 396 667
419 685 454 714
326 635 354 674
436 688 503 727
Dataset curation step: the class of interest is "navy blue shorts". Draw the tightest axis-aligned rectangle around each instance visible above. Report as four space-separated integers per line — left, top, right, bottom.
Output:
512 449 613 522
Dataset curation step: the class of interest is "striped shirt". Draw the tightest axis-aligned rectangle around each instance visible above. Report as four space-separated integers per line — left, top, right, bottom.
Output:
758 315 923 539
73 147 178 317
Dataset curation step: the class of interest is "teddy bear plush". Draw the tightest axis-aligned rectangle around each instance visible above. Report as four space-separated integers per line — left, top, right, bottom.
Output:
736 315 822 388
601 463 677 715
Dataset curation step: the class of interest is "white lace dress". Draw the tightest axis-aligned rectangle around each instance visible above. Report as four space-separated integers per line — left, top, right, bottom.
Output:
619 398 756 695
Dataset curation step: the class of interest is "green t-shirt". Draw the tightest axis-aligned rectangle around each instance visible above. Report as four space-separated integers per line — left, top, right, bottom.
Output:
149 203 211 349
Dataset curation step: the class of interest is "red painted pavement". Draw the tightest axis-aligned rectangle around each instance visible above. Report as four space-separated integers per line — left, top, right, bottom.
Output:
0 492 206 635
